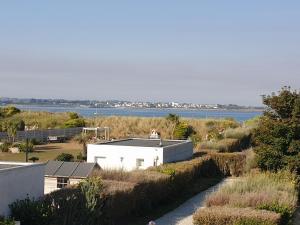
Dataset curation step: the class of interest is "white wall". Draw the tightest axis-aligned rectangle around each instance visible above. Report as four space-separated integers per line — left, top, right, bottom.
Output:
0 162 45 217
87 140 193 171
163 141 193 163
44 177 84 194
87 144 164 171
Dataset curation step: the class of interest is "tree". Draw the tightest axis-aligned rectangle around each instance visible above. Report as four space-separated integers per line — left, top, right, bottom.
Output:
166 114 180 139
173 122 196 140
5 119 25 142
74 134 90 159
254 87 300 173
55 153 74 162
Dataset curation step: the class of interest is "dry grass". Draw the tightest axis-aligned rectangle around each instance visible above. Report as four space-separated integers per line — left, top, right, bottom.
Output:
0 141 81 162
204 171 298 222
193 207 281 225
87 116 239 139
94 169 168 184
11 111 70 129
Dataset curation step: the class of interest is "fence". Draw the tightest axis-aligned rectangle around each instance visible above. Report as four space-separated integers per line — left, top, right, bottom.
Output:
0 127 83 142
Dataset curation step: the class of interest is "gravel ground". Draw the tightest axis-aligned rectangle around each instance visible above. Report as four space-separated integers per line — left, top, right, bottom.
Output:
154 178 237 225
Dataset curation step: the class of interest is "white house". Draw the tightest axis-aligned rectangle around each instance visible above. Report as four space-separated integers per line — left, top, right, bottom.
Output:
44 161 99 194
87 138 193 171
0 162 45 217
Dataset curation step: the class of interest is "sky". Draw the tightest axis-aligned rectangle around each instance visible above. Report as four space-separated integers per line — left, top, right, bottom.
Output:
0 1 299 106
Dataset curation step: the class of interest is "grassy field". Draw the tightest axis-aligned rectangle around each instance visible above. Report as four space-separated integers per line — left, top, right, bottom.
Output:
0 141 82 162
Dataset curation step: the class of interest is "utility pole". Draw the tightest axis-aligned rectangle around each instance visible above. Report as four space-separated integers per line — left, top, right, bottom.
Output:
25 138 29 162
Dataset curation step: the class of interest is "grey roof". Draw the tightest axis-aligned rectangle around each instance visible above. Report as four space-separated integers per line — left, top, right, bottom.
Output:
99 138 187 147
0 164 21 170
45 161 98 178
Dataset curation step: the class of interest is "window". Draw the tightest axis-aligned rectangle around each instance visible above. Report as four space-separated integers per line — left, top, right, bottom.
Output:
57 177 69 189
120 157 124 162
136 158 144 168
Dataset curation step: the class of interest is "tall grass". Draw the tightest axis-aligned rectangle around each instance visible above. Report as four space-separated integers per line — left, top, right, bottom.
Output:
87 116 239 139
204 171 298 223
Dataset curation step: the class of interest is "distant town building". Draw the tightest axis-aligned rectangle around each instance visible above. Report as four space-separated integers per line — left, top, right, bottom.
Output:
44 161 99 194
0 162 44 216
87 138 193 171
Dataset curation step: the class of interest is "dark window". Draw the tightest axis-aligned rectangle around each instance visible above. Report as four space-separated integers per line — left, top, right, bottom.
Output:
57 177 69 189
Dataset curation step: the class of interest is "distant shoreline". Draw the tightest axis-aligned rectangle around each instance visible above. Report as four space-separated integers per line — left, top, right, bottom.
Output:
5 104 264 113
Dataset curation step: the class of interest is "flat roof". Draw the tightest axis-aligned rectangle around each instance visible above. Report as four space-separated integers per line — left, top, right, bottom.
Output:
98 138 187 148
0 164 21 170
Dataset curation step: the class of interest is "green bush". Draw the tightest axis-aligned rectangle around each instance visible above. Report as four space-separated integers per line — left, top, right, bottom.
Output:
173 122 195 139
55 153 74 162
0 141 11 152
9 196 50 225
193 207 281 225
208 152 246 176
64 118 85 128
18 140 34 152
0 106 21 118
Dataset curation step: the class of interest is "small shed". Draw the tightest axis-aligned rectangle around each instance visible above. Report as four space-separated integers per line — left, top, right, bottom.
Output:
44 161 99 194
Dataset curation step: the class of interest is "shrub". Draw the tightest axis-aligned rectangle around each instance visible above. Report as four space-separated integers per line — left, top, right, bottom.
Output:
208 152 246 176
55 153 74 162
204 171 298 223
173 122 195 139
0 141 11 152
193 207 281 225
64 118 85 128
9 196 50 225
18 140 34 152
0 106 21 118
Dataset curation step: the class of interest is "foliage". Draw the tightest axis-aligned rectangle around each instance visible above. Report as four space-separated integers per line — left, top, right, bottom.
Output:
9 196 50 225
29 157 39 162
0 106 21 118
64 118 85 128
193 207 281 225
68 112 80 120
18 139 34 153
0 141 11 152
73 134 91 158
204 171 298 224
173 122 196 139
254 87 300 173
0 217 15 225
55 153 74 162
79 177 104 211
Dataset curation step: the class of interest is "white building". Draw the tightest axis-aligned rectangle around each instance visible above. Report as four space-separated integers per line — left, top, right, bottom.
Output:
0 162 45 217
87 138 193 171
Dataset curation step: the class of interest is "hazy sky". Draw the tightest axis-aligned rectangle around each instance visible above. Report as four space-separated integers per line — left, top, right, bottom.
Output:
0 1 299 106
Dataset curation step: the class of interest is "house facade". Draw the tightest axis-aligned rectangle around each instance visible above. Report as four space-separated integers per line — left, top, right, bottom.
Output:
44 161 99 194
0 162 45 217
87 138 193 171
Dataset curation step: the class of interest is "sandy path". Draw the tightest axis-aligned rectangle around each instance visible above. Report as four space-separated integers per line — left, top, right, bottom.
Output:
154 178 237 225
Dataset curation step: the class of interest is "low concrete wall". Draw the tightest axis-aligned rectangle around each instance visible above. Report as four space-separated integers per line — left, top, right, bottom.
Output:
0 162 45 217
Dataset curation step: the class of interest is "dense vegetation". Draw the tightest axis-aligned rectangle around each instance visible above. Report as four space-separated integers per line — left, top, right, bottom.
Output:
194 171 298 225
254 87 300 173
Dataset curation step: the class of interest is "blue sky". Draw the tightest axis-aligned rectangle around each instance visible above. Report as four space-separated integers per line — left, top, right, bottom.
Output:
0 1 299 105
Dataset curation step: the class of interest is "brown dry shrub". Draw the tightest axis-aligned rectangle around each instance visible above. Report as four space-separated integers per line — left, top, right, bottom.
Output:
193 207 281 225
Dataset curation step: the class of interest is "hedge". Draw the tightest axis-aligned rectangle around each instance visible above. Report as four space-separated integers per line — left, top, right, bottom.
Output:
193 207 281 225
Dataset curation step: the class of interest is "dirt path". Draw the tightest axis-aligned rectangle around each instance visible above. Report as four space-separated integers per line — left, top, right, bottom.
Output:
154 178 237 225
